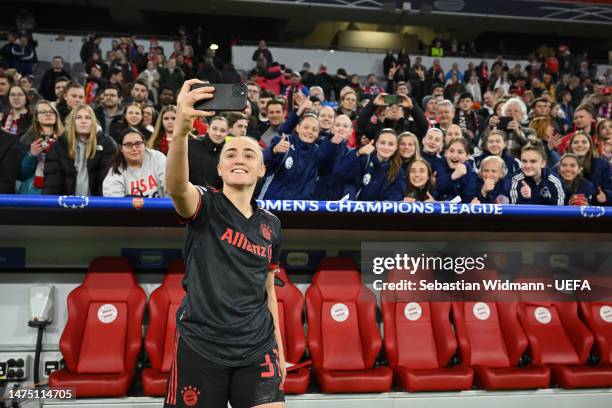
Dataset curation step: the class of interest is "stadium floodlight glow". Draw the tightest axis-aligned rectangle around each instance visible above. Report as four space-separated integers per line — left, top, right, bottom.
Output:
209 43 219 50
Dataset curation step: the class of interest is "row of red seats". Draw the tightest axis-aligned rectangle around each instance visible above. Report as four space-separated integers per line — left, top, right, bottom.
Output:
49 257 612 397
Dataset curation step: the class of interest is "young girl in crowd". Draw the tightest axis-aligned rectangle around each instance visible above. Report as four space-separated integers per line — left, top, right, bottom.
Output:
43 104 116 196
421 127 445 173
315 114 353 200
509 141 564 205
142 105 158 134
109 102 151 143
556 153 594 206
1 84 31 137
55 82 85 122
147 105 176 155
596 119 612 163
18 101 64 194
334 128 405 201
226 112 249 138
435 137 478 202
187 116 228 189
444 124 463 148
337 89 358 120
397 131 421 171
103 128 167 198
404 158 436 202
472 130 521 175
566 131 612 205
529 116 561 169
472 156 510 204
259 113 337 200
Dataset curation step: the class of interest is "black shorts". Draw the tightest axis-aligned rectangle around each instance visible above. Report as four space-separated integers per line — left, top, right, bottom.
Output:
164 334 285 408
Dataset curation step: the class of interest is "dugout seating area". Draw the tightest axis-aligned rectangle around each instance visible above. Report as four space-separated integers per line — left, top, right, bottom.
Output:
48 257 612 398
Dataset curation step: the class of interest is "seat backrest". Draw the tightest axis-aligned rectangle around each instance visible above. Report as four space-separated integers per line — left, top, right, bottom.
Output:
518 301 583 365
453 301 520 368
146 259 186 372
274 268 306 364
60 257 146 375
306 268 380 371
580 302 612 364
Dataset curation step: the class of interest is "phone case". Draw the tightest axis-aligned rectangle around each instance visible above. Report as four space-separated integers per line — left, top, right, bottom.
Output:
192 83 248 111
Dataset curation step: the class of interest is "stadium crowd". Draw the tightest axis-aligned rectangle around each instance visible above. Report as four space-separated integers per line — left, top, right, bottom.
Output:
0 31 610 205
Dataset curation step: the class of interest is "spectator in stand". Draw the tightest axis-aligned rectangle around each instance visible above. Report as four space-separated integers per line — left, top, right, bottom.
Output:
197 56 222 83
466 74 482 102
80 34 102 64
566 131 612 205
138 60 160 96
11 34 35 76
398 131 421 172
557 104 596 154
472 129 521 174
43 104 116 196
336 89 358 121
454 92 482 146
509 141 564 205
260 99 285 147
0 74 12 113
444 73 466 102
313 64 334 100
596 119 612 161
187 116 228 189
556 153 594 206
0 84 31 138
227 112 249 138
479 91 496 118
444 124 463 147
84 64 107 105
103 127 167 198
430 40 444 57
252 40 273 69
263 62 290 96
142 105 157 134
422 95 437 125
19 75 41 106
436 99 455 134
445 63 464 84
18 100 64 194
159 58 185 93
147 105 176 155
435 137 478 202
471 156 510 204
404 158 436 202
334 128 405 201
94 84 123 139
529 116 561 168
499 97 533 158
0 123 21 193
155 85 175 112
38 56 71 102
125 79 150 106
363 74 384 96
358 93 428 142
55 82 85 122
314 113 353 200
220 63 242 84
255 89 273 134
109 102 151 143
300 62 315 88
284 72 308 113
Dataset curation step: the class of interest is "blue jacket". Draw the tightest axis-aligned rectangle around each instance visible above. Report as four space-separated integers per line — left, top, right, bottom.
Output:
435 160 479 202
421 151 445 175
475 176 511 204
471 149 521 175
314 133 352 200
258 132 336 200
508 168 565 205
557 176 595 205
585 157 612 205
18 151 43 195
334 149 405 201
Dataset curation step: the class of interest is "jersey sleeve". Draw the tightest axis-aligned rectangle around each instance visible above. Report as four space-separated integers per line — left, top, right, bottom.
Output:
177 185 211 226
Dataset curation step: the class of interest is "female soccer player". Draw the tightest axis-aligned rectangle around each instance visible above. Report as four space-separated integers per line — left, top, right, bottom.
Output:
165 79 285 408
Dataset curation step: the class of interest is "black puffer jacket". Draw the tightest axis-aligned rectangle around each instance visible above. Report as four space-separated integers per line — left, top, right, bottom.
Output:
0 130 21 193
43 133 116 196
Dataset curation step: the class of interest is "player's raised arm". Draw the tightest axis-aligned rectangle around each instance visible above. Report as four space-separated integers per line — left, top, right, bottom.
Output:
166 79 215 219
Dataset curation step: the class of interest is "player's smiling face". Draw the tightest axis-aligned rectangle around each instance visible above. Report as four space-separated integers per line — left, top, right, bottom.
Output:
218 137 265 187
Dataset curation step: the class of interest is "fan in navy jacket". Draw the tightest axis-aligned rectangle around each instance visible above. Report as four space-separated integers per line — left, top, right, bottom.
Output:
421 127 445 175
333 128 405 201
566 131 612 205
435 137 479 202
472 156 511 204
258 114 337 200
509 142 565 205
556 153 595 206
314 114 353 200
471 130 521 175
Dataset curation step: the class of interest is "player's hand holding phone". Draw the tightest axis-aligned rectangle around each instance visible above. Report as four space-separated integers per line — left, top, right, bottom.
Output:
175 79 216 138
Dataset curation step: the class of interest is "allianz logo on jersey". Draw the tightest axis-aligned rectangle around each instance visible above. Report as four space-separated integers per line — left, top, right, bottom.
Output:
220 227 272 261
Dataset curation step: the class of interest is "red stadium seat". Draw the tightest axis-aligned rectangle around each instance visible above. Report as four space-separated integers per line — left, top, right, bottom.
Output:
49 257 146 397
453 301 550 389
142 259 186 396
381 269 472 391
580 301 612 366
517 295 612 388
306 262 392 393
274 268 309 394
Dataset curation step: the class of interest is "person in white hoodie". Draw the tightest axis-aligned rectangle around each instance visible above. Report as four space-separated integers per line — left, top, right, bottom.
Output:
103 127 167 197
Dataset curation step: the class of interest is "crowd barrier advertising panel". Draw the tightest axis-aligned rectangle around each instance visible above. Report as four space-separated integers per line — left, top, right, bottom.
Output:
0 195 610 219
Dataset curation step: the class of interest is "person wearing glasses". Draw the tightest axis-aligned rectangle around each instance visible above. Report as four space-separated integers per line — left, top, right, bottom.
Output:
43 104 116 196
103 127 167 197
18 101 64 194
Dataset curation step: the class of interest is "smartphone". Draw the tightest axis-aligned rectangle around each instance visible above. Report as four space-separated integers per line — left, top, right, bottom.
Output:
191 83 248 111
497 116 513 130
384 94 400 105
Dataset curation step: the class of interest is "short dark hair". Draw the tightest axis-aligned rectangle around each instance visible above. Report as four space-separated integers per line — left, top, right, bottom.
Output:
104 83 121 94
132 79 149 91
260 90 275 100
266 99 285 111
532 97 549 110
54 76 70 85
159 85 174 94
52 56 64 61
